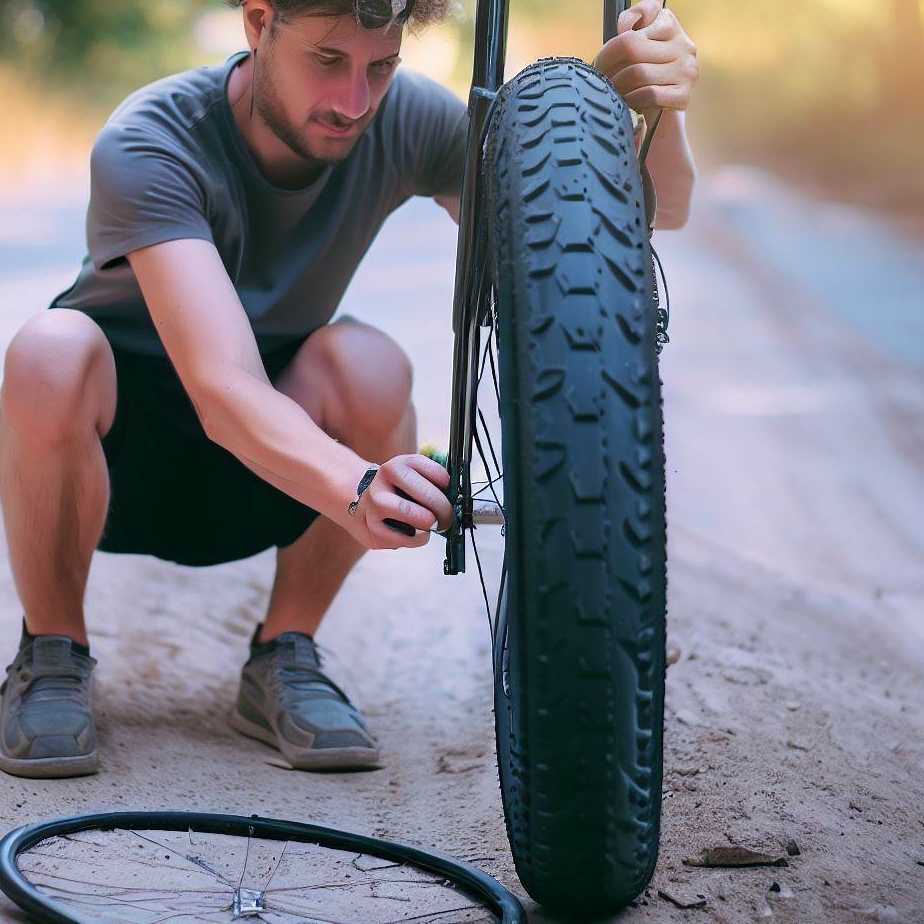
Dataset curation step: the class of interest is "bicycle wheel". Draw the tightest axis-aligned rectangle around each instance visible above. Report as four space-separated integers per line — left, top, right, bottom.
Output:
480 57 667 916
0 811 526 924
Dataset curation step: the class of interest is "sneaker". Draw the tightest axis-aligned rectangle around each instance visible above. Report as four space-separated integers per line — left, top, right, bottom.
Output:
0 623 99 778
230 626 380 770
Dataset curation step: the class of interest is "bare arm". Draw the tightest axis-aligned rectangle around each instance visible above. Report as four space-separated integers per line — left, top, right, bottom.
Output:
127 238 451 550
640 109 697 230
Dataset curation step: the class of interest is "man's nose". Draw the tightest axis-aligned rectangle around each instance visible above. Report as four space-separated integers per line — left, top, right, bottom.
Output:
331 69 371 121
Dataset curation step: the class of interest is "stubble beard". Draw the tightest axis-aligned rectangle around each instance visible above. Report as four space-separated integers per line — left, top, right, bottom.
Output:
254 54 360 167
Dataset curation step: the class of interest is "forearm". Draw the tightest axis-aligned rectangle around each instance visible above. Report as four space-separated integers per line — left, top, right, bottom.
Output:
197 367 370 536
643 109 697 230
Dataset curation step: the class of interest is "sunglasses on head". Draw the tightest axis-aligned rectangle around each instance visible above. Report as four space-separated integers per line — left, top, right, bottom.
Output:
353 0 417 29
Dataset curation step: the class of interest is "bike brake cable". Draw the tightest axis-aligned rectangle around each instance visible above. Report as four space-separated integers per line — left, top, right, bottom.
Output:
638 0 667 168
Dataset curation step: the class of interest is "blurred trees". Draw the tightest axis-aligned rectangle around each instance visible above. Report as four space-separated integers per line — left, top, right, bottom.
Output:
449 0 924 211
677 0 924 208
888 0 924 104
0 0 210 106
1 0 921 208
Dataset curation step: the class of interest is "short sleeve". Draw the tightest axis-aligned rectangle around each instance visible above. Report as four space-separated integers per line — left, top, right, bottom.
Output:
88 122 215 271
389 71 469 201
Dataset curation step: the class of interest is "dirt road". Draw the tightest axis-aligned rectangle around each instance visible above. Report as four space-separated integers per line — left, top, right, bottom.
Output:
0 166 921 923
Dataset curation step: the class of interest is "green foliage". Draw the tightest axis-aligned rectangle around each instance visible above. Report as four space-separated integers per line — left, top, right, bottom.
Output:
0 0 211 106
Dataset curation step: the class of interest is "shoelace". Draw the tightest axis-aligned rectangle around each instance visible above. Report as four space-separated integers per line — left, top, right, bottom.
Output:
261 637 365 713
268 640 355 708
274 660 354 708
12 665 90 705
313 641 366 706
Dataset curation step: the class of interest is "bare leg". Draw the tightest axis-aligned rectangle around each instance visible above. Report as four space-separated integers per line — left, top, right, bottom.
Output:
259 400 417 641
0 312 117 647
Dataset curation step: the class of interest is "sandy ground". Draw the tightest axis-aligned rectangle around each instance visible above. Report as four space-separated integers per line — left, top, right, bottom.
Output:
0 167 922 923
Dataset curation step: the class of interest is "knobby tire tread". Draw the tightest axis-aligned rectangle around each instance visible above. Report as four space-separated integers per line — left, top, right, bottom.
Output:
485 57 668 916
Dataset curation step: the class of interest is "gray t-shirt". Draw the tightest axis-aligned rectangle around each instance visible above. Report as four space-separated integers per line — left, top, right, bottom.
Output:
49 50 469 357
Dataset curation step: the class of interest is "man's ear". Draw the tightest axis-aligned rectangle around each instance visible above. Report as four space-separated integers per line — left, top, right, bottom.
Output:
242 0 271 49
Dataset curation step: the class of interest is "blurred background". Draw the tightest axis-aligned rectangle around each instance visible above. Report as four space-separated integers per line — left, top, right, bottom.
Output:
1 0 923 219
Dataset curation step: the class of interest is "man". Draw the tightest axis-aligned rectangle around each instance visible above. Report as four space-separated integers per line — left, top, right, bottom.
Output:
0 0 697 778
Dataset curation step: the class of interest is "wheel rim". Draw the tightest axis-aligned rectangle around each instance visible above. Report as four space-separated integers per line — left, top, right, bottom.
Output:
0 812 525 923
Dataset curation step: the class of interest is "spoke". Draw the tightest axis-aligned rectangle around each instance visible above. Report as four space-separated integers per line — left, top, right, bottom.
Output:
476 322 492 387
238 825 254 892
476 408 501 479
487 326 501 404
15 829 505 924
129 830 235 888
469 527 495 663
471 473 504 499
262 839 290 895
492 555 508 685
472 417 504 518
469 295 508 683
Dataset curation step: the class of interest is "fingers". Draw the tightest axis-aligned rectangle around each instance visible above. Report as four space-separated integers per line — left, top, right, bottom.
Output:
610 58 685 100
361 489 433 549
359 453 454 550
375 494 436 543
594 27 680 77
382 486 442 532
593 5 698 115
393 467 455 532
641 6 675 40
405 453 451 491
368 515 431 549
623 82 689 115
617 0 663 34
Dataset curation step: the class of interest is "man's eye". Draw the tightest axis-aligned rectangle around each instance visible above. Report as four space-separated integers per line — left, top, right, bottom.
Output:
371 58 400 75
316 55 341 67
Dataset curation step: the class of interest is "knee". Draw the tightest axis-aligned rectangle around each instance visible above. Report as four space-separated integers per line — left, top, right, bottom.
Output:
325 321 414 437
1 310 111 445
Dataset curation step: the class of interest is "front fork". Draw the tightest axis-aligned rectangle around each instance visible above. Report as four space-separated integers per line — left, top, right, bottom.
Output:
443 85 498 577
442 12 657 576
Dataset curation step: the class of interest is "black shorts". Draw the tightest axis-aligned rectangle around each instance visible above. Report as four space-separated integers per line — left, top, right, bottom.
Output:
98 337 322 567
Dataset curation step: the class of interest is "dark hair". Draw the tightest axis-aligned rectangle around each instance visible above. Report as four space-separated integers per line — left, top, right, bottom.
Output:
224 0 450 34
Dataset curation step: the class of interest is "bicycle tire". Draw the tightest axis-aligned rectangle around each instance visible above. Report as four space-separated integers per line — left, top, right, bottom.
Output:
0 811 527 924
484 57 667 916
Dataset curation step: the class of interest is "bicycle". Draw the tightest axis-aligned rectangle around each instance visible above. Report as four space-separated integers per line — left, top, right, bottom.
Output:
0 1 670 918
441 0 670 914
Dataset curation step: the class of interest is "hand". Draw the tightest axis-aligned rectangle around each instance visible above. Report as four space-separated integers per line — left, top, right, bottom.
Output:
593 0 699 128
348 454 454 551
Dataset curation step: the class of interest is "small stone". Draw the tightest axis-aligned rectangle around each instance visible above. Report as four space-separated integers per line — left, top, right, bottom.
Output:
784 839 800 856
683 846 789 868
768 882 794 899
658 888 707 909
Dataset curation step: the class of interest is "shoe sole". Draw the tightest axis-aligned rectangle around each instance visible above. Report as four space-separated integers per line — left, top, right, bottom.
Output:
0 749 99 779
229 707 381 771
